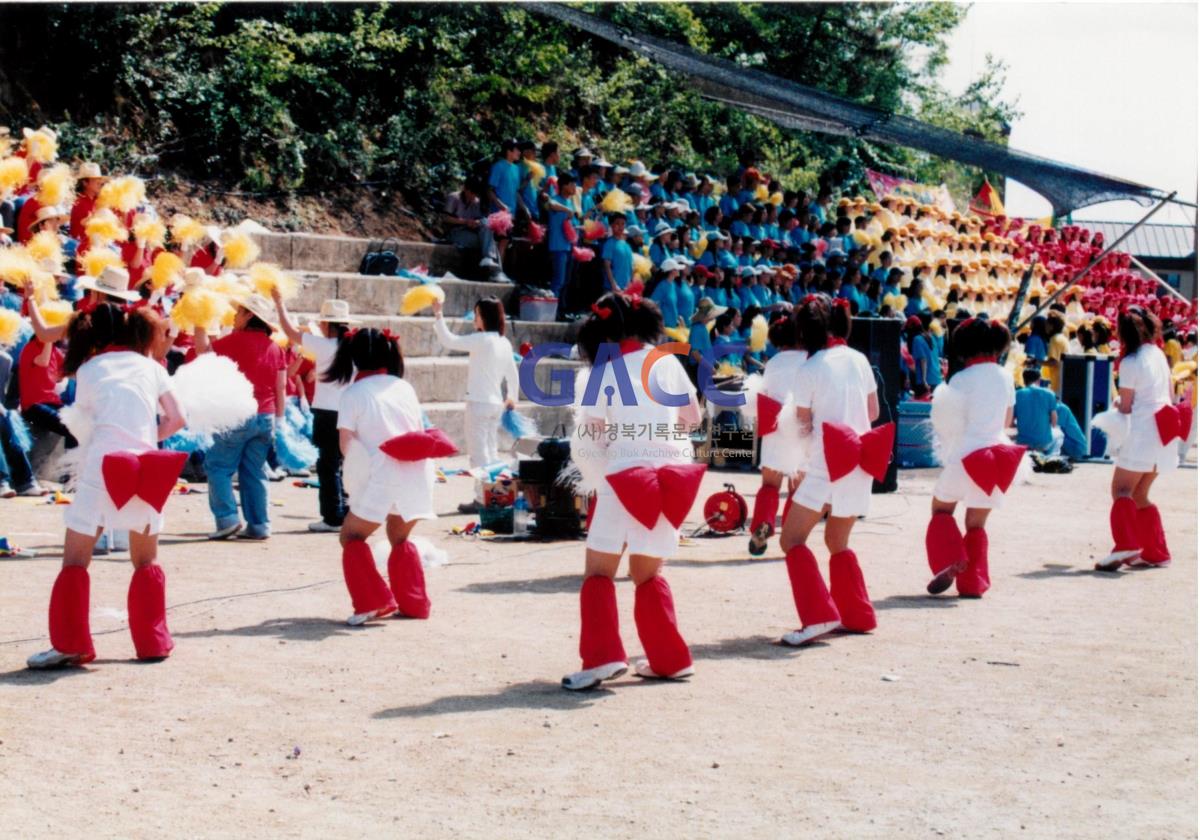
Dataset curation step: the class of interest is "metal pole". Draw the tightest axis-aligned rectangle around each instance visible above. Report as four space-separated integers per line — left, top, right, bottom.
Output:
1015 192 1177 332
1127 253 1190 303
1006 254 1038 335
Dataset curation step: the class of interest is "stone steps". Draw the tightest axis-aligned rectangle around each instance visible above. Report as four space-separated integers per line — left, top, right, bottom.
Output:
422 401 575 450
291 271 514 317
293 313 576 357
403 355 581 404
251 231 475 277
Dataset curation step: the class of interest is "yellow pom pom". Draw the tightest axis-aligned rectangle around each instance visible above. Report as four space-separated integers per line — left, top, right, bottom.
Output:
132 214 166 249
0 246 36 286
26 231 63 270
714 361 742 379
170 287 225 334
631 253 652 280
525 159 546 187
0 308 23 347
664 325 689 343
690 234 708 259
97 175 146 214
748 314 768 353
81 248 123 279
769 191 784 207
35 163 74 207
221 231 260 270
271 331 290 349
84 208 128 246
149 252 184 291
220 303 237 329
210 273 250 302
0 156 29 197
171 215 205 248
600 189 633 214
248 262 296 300
23 128 57 164
29 269 59 303
39 300 73 328
399 283 445 315
754 183 769 202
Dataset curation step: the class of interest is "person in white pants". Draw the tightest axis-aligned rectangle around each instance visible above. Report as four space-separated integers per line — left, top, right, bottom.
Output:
431 296 519 513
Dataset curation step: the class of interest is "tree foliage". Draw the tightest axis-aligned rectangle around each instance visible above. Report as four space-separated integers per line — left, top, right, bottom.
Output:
0 2 1019 213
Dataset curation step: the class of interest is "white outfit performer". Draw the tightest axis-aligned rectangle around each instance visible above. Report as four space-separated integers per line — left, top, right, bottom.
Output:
339 374 436 525
757 349 809 474
1113 343 1175 475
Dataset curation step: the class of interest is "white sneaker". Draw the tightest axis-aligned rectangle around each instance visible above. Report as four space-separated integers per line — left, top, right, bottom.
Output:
307 520 340 533
561 660 628 691
0 482 15 499
634 660 695 680
208 522 244 541
479 257 500 270
26 648 88 669
347 605 397 626
1094 549 1140 572
267 467 287 482
17 482 47 497
1126 556 1170 569
287 468 311 478
781 621 841 647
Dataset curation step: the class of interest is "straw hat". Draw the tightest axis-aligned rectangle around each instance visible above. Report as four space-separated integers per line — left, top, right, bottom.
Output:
691 297 726 324
76 162 107 181
77 265 139 303
317 299 358 324
33 204 68 226
237 293 278 327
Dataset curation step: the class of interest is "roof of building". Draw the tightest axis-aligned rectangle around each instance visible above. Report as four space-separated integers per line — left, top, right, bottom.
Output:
1081 221 1197 260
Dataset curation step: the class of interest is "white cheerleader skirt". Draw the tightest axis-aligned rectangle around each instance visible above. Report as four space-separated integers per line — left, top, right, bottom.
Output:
790 468 873 519
1115 418 1178 475
933 441 1027 510
583 460 707 559
344 442 436 525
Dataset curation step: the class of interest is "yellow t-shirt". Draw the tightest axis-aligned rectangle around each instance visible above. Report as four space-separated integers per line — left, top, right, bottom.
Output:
1044 333 1069 393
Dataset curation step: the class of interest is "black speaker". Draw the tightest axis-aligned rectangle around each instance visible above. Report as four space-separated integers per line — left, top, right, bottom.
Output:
1061 354 1113 444
849 317 902 493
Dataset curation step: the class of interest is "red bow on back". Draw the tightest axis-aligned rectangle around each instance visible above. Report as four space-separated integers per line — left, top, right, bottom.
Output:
823 422 895 482
1155 403 1194 445
961 444 1027 495
605 463 707 530
102 450 189 513
379 428 459 462
757 393 783 437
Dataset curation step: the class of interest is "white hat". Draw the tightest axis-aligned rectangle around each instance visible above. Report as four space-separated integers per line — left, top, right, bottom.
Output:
318 299 358 324
180 267 208 290
77 265 140 303
660 258 681 272
237 293 278 327
33 204 68 226
77 162 107 180
628 161 649 178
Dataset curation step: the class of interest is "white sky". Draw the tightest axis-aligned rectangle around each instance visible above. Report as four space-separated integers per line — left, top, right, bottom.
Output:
941 1 1197 225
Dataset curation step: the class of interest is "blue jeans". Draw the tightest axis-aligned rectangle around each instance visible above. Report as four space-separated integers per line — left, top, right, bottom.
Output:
206 414 274 536
0 411 33 490
549 250 572 297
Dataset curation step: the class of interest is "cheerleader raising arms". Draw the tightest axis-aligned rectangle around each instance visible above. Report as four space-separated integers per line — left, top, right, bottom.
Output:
779 296 891 646
562 291 706 691
1095 307 1184 571
27 303 187 669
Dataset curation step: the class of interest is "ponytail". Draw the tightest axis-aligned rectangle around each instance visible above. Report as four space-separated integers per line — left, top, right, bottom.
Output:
322 328 405 384
795 294 831 356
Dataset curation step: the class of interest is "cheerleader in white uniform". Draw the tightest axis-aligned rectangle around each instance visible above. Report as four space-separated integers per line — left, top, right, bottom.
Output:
925 317 1025 598
779 296 893 646
327 328 455 625
748 313 808 556
562 291 706 691
27 300 187 669
1094 307 1187 571
430 296 519 513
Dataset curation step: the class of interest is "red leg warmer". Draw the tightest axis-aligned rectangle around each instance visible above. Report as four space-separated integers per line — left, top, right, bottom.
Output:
579 575 627 669
956 527 991 597
751 483 781 536
1110 497 1140 554
49 566 95 661
926 512 967 576
341 540 396 616
1136 504 1171 564
784 545 841 628
128 563 174 659
388 540 431 619
829 550 876 632
633 576 692 676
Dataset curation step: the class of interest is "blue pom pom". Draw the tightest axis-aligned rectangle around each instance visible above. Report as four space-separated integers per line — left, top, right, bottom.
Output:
274 424 318 472
500 407 537 438
7 412 32 453
163 428 213 454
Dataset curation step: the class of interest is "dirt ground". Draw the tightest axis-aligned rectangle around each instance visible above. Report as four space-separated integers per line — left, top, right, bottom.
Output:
0 458 1195 838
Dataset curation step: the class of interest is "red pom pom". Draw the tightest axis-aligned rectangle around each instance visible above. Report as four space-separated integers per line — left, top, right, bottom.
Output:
572 246 595 263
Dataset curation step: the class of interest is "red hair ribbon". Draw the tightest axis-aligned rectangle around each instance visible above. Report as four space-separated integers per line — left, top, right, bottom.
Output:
623 292 643 309
832 298 851 312
591 303 612 320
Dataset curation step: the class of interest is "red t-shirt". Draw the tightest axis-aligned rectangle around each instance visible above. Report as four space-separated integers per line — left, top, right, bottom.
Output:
16 197 41 244
284 347 300 398
70 194 96 241
297 356 316 405
18 338 64 410
211 330 286 415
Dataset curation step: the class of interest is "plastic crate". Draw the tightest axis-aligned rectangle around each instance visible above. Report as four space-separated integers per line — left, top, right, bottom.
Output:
897 400 939 468
519 295 558 322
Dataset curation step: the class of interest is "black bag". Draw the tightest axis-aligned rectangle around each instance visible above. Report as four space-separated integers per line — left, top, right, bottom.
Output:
359 238 401 276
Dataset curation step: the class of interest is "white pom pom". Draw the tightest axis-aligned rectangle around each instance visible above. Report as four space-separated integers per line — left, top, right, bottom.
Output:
1091 408 1130 456
171 355 257 436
